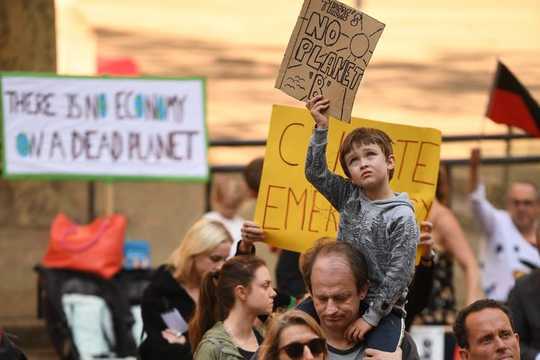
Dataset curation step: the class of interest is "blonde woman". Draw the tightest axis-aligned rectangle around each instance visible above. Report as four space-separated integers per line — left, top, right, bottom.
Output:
139 218 252 360
258 310 327 360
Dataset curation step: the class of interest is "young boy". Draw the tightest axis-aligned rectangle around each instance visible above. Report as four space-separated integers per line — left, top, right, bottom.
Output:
305 95 419 352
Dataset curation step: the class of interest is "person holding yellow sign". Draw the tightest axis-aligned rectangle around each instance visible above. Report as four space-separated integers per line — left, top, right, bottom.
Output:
303 95 419 354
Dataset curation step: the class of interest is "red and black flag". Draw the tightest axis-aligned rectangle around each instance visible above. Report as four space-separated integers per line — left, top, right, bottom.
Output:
486 61 540 136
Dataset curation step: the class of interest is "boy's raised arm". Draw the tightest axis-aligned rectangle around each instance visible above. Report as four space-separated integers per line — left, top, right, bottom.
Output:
305 96 353 211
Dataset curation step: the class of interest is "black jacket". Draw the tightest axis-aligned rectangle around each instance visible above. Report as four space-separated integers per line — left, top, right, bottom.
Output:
405 264 435 330
508 269 540 360
138 242 258 360
0 331 27 360
138 265 195 360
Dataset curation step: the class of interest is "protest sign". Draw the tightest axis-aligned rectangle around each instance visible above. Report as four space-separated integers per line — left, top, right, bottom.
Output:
0 73 207 181
254 105 441 253
275 0 385 122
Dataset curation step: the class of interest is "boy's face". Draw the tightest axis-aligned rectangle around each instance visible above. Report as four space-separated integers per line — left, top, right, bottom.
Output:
344 142 394 191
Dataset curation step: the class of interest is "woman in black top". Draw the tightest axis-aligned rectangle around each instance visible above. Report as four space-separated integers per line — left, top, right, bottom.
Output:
139 218 253 359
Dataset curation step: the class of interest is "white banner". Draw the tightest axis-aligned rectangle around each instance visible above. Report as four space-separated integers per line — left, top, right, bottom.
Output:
1 74 208 181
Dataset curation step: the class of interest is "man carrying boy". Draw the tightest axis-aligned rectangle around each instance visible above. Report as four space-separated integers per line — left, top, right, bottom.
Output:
304 95 419 352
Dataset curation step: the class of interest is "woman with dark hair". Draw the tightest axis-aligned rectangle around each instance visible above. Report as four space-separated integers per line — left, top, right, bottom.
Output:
191 255 276 360
258 310 327 360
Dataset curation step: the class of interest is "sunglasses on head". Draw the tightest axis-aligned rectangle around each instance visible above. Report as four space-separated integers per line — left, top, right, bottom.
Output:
279 338 326 358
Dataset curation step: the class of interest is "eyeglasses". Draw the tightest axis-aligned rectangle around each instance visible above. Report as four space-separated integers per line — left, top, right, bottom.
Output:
279 338 326 358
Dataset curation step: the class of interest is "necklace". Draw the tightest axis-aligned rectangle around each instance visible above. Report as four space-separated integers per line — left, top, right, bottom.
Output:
224 323 257 350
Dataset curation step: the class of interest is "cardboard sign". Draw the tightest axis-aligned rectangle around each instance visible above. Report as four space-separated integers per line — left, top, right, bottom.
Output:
254 105 441 253
275 0 385 122
0 73 207 181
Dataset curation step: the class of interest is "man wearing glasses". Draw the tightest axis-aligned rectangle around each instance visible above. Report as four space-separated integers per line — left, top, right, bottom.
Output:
469 148 540 301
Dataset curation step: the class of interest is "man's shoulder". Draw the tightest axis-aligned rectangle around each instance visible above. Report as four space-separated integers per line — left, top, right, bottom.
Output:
513 269 540 292
295 297 320 322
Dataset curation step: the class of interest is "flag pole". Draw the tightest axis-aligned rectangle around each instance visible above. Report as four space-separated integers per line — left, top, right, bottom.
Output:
504 125 512 189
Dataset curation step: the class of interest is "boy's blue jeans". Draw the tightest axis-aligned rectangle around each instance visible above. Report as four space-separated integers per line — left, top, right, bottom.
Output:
297 297 405 352
364 310 404 351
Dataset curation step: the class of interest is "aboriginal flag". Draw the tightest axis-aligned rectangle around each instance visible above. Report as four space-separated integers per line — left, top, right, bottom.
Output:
486 61 540 136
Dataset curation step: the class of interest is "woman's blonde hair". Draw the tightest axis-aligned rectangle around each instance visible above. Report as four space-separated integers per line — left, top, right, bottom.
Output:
167 218 233 283
258 310 327 360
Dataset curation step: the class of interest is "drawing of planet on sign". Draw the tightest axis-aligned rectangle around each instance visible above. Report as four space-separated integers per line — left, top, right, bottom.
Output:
276 0 385 122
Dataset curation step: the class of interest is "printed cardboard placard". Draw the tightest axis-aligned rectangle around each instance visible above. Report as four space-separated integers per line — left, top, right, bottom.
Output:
254 105 441 253
0 72 207 181
275 0 385 122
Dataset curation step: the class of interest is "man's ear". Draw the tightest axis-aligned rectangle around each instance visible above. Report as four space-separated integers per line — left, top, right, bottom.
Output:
357 282 369 300
459 349 470 360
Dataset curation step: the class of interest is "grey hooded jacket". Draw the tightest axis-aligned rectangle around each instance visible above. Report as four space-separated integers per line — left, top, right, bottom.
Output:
305 128 419 326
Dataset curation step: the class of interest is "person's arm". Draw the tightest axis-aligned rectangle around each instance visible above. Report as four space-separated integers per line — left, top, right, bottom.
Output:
239 221 265 253
469 148 498 235
364 332 420 360
140 289 192 357
507 283 540 360
364 348 403 359
236 236 257 255
363 213 419 326
305 96 354 211
437 210 482 304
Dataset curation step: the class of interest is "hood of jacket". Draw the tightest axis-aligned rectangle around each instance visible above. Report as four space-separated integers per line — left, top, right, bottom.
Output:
195 322 244 359
365 191 415 213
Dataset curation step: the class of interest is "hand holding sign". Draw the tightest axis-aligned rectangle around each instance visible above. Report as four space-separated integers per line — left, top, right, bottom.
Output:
276 0 385 122
254 105 441 253
306 95 330 128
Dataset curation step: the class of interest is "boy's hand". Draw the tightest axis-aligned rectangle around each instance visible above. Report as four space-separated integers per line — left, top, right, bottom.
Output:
239 221 265 252
364 348 402 359
306 95 330 129
345 317 374 342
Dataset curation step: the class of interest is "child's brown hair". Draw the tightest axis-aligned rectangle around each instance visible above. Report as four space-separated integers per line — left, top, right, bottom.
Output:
339 127 395 180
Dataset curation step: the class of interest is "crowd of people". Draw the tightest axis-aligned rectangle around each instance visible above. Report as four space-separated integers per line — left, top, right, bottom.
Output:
134 96 539 360
3 96 537 360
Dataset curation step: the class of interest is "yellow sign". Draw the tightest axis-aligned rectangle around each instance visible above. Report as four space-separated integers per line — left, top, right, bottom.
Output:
255 105 441 253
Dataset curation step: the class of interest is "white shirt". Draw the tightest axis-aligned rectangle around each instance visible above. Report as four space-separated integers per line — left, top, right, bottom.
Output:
203 211 244 258
470 184 540 301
